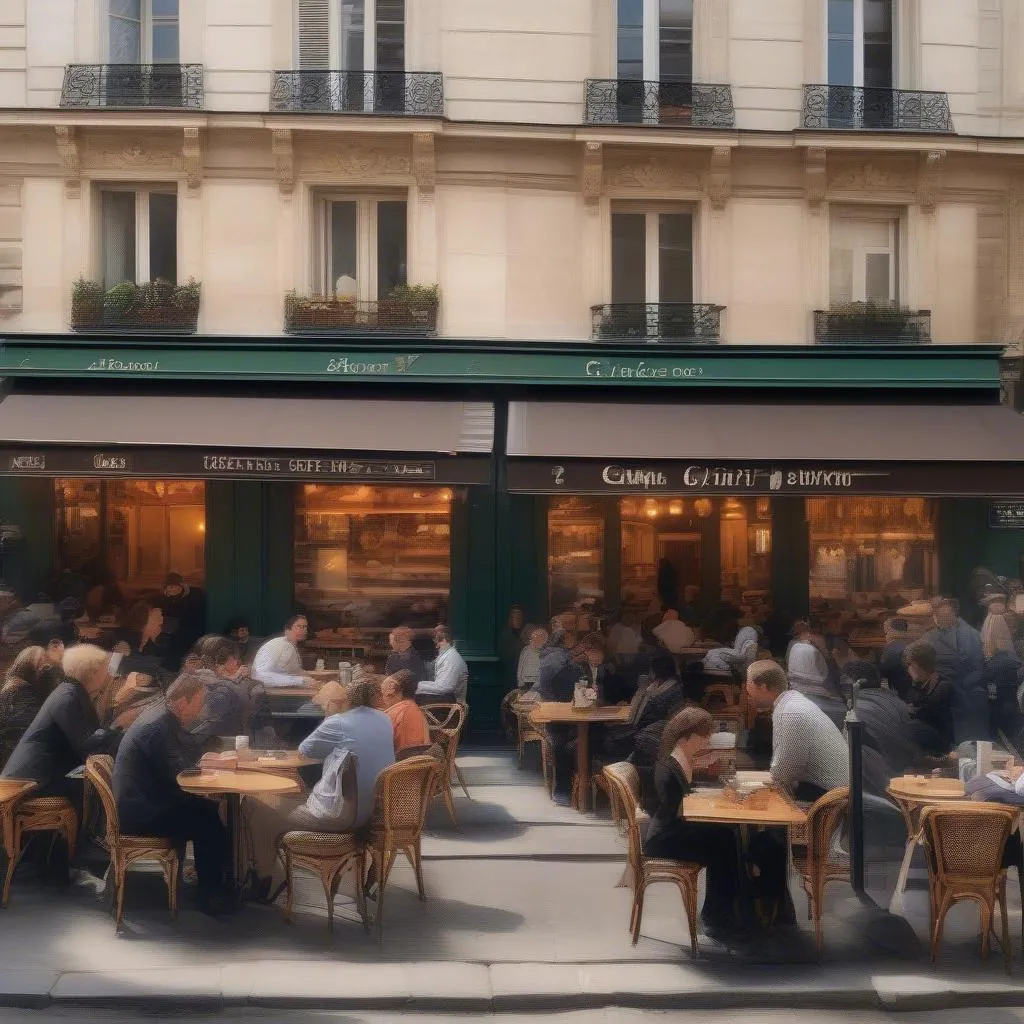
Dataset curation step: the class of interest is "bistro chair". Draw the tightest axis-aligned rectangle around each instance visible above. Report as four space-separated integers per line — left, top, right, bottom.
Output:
422 702 470 824
511 697 553 793
3 785 79 909
0 778 36 907
83 755 180 931
363 755 441 941
920 801 1017 973
601 762 701 955
790 787 850 956
279 829 366 935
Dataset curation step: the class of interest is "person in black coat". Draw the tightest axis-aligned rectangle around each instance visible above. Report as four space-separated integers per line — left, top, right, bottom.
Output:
904 641 955 756
879 617 913 701
384 626 426 680
158 573 207 671
2 644 121 823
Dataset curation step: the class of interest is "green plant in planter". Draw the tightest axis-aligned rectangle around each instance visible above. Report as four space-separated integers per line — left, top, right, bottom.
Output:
384 283 439 329
828 300 915 340
103 281 139 322
171 279 201 322
71 278 105 327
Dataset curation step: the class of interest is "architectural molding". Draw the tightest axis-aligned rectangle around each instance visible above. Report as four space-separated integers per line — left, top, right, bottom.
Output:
582 142 602 204
182 127 202 191
412 132 436 196
827 156 917 195
54 126 80 198
706 146 731 209
804 146 827 207
299 144 410 179
271 129 294 195
604 153 702 192
84 135 182 173
917 149 946 212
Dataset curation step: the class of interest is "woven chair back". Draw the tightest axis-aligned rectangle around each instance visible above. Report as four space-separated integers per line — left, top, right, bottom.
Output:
921 801 1017 880
602 762 644 869
372 756 440 834
84 754 119 845
806 786 849 863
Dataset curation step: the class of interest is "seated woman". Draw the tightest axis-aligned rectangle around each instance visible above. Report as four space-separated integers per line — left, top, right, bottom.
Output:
702 625 761 677
0 646 61 768
643 706 742 938
110 601 173 675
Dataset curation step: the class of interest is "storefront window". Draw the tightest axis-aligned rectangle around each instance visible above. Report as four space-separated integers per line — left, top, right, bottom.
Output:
55 479 206 606
720 496 773 604
808 496 938 617
548 497 604 617
295 484 452 653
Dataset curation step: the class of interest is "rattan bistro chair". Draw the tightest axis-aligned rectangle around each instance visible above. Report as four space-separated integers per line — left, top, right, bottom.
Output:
602 762 701 955
279 830 366 935
422 703 470 824
790 787 850 956
83 755 180 930
3 782 79 909
920 801 1017 973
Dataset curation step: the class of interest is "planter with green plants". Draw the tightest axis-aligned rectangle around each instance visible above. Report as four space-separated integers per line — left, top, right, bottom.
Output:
284 284 439 336
71 278 201 333
376 283 439 334
284 291 360 332
815 302 930 344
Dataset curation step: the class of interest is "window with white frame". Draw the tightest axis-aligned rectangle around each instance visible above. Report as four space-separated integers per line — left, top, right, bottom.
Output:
100 188 178 288
827 0 892 90
316 195 407 301
617 0 693 82
829 208 900 306
297 0 405 72
611 206 694 307
108 0 179 64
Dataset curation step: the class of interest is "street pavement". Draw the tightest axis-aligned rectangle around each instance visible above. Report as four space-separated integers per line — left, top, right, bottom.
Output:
0 748 1021 1012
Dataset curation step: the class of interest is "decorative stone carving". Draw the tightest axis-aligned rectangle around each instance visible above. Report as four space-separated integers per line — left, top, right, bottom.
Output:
917 150 946 212
828 157 917 193
271 129 294 195
54 126 80 198
605 154 701 191
86 137 182 171
804 146 827 207
581 142 602 204
300 145 410 179
412 132 435 196
182 128 201 191
706 146 731 210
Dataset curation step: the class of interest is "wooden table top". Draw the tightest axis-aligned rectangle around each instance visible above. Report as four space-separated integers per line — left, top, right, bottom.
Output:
238 751 317 772
263 685 318 699
177 769 300 796
528 702 632 725
888 775 966 802
306 670 340 683
0 779 36 803
683 788 808 827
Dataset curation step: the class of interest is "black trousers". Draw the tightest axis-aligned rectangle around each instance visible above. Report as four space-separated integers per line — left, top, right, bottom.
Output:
123 796 227 896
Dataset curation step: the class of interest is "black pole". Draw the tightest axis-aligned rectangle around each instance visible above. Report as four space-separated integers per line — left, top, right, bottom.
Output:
845 681 866 896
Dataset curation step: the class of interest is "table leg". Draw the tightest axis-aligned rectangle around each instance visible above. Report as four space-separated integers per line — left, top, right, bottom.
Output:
225 792 240 896
888 836 917 916
575 723 591 812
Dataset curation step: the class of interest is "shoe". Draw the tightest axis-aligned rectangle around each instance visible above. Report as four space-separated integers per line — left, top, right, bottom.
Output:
552 792 572 807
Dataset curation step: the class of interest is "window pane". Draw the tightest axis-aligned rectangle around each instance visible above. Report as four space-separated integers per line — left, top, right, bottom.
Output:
829 247 854 303
828 0 854 36
865 252 891 302
109 14 142 63
149 192 177 284
376 0 405 71
658 212 693 303
864 0 893 88
329 201 358 295
611 213 646 304
102 191 137 287
617 0 643 78
660 0 693 81
151 23 179 62
110 0 141 18
295 485 452 655
341 0 365 71
827 0 854 85
376 200 407 298
152 0 179 16
548 497 605 618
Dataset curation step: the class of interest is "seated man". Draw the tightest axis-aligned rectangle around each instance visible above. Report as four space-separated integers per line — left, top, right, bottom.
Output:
416 625 468 704
385 626 426 681
113 674 230 915
245 679 395 897
904 640 955 756
252 615 313 689
380 670 431 756
745 660 849 802
651 609 695 654
189 636 250 744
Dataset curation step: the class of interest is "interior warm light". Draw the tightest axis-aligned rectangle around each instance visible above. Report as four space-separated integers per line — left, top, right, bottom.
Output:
694 498 713 519
644 499 659 519
722 498 745 520
668 500 684 516
197 521 206 533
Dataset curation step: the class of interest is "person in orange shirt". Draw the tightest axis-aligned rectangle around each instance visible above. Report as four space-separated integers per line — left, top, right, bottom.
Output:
380 669 431 756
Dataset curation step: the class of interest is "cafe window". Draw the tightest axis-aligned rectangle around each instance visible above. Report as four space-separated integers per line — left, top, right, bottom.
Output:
55 479 205 604
315 194 407 301
100 187 178 287
548 497 605 617
294 484 451 653
808 496 938 607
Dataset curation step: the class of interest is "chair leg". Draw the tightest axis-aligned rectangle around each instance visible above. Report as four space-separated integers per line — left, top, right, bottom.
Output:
113 862 126 931
2 827 20 909
353 855 368 931
408 842 426 900
541 742 551 795
441 785 458 826
999 881 1012 975
931 894 951 963
631 879 647 946
980 901 992 961
454 764 471 799
168 853 180 918
283 852 294 924
380 847 398 892
674 877 699 959
322 868 335 935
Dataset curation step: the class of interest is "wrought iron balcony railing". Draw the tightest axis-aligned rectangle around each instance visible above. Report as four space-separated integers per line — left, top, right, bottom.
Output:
60 64 204 109
802 85 953 132
813 307 931 345
591 303 723 343
284 293 439 337
271 70 443 116
584 79 734 128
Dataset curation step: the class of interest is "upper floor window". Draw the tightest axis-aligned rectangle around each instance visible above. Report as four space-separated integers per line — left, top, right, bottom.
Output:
109 0 179 64
617 0 693 82
316 194 407 301
101 188 177 288
829 207 900 305
827 0 892 91
297 0 405 72
612 205 693 307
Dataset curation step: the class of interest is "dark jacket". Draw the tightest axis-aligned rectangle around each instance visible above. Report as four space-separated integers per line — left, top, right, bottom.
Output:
537 647 576 703
0 681 47 769
189 670 248 744
1 679 119 788
158 586 207 669
114 702 203 832
908 676 956 755
855 688 925 776
384 647 426 681
644 755 694 856
879 641 912 701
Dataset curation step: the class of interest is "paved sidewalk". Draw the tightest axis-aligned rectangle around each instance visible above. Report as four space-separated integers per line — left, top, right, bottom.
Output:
0 748 1021 1012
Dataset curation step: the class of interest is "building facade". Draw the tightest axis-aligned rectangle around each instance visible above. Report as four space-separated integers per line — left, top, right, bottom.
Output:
0 0 1023 727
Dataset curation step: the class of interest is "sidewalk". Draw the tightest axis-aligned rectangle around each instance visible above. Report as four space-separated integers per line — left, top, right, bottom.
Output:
0 749 1022 1012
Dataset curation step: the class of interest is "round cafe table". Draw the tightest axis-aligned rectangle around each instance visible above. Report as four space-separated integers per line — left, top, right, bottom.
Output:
178 768 299 897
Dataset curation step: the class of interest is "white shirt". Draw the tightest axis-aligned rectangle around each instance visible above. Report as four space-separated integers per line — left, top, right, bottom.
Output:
770 690 849 795
252 635 306 688
652 619 695 654
417 644 469 703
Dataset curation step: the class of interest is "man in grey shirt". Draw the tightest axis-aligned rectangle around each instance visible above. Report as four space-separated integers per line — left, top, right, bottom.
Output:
746 659 849 802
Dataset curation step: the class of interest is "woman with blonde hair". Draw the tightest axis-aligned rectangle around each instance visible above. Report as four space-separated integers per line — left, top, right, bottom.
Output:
0 646 60 768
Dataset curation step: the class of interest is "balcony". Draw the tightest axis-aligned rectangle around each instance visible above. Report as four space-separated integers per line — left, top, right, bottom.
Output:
591 303 723 343
60 64 204 109
584 79 734 128
284 287 439 338
71 279 201 335
813 305 931 345
801 85 953 132
271 70 444 116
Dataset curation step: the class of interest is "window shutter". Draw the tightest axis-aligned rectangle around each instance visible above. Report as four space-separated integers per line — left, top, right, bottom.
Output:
298 0 331 69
